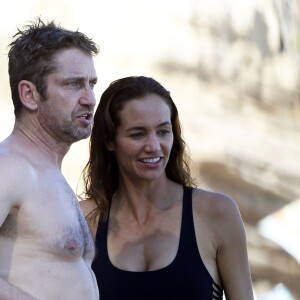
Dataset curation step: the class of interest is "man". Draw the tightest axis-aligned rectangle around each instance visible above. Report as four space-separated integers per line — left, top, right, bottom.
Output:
0 18 99 299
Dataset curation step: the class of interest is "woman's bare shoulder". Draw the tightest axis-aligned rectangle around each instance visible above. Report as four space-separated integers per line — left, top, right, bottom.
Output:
79 199 99 239
192 187 241 224
193 189 242 232
79 199 97 217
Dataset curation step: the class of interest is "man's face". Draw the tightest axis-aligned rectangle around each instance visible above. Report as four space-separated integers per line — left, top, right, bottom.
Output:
37 48 98 143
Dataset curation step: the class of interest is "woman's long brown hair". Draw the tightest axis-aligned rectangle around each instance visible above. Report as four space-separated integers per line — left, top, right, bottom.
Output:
81 76 196 224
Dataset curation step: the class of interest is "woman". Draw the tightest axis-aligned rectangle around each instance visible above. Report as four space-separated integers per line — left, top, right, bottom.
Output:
80 76 254 300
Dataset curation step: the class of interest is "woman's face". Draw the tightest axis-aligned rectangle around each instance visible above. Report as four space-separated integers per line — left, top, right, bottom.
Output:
109 94 174 184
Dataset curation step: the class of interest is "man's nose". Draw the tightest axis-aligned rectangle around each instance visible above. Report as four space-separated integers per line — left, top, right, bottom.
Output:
79 86 96 107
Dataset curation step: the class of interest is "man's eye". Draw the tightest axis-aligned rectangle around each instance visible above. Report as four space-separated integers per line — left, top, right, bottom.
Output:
90 81 97 89
67 81 80 87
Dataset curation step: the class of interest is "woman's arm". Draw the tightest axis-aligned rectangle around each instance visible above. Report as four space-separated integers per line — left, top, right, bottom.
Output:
216 194 254 300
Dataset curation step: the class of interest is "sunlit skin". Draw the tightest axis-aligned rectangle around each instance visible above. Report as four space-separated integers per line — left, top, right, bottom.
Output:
109 94 174 186
105 95 183 271
81 91 254 300
36 48 97 146
0 48 99 300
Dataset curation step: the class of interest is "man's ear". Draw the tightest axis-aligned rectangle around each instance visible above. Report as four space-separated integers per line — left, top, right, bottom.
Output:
18 80 39 111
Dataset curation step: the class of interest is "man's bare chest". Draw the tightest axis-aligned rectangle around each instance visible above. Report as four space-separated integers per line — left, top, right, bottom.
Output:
2 178 94 261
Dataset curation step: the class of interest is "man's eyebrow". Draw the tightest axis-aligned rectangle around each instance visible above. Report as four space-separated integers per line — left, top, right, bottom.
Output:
90 76 98 83
64 76 97 82
62 76 84 82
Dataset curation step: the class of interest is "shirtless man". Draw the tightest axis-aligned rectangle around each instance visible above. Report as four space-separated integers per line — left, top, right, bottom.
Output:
0 18 99 299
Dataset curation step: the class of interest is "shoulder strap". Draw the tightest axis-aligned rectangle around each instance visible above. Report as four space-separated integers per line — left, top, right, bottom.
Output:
178 186 196 252
94 201 111 248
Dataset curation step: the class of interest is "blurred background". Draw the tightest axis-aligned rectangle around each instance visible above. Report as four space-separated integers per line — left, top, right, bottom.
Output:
0 0 299 299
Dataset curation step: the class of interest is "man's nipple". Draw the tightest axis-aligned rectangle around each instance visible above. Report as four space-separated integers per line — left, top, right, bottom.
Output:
64 238 82 255
66 239 77 250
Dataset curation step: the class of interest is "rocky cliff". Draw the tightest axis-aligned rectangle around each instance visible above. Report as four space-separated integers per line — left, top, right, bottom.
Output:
156 0 300 298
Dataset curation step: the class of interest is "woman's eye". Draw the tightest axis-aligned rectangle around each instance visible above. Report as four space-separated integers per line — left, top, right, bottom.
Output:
130 132 144 139
158 129 170 136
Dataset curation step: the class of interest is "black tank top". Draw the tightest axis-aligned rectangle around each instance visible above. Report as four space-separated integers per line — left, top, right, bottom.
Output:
92 186 224 300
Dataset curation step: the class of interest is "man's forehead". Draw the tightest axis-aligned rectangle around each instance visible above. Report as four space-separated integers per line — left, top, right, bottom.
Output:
51 50 96 78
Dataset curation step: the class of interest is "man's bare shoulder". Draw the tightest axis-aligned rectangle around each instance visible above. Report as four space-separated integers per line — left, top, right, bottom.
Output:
0 142 37 206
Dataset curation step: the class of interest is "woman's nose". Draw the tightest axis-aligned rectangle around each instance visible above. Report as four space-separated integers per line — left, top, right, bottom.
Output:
145 134 160 152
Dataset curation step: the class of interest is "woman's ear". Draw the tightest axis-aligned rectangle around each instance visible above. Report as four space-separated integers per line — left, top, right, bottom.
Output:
18 80 39 111
106 140 115 151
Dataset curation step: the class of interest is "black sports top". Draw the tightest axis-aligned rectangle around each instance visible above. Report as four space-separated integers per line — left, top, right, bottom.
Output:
92 186 224 300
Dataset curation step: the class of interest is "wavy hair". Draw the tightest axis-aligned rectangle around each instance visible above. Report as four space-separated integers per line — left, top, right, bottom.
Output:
81 76 196 222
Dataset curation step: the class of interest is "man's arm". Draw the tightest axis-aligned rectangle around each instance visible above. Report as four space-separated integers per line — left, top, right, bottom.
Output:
0 155 38 300
0 278 38 300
